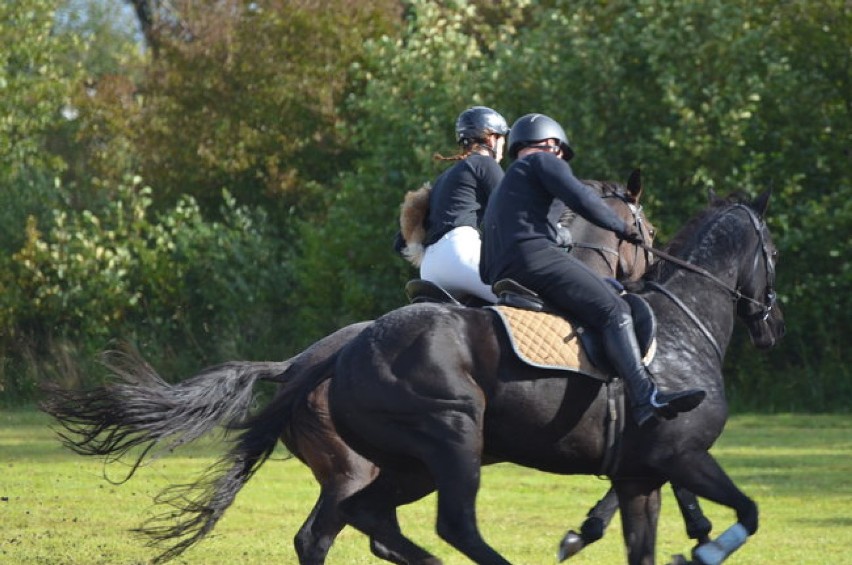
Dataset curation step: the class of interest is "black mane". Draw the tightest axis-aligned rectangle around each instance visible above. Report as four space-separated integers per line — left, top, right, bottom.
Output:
647 191 752 282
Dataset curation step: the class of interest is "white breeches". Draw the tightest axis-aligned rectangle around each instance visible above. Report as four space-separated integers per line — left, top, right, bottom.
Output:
419 226 497 303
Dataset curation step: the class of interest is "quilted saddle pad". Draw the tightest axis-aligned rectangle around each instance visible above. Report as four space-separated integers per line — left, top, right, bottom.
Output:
489 305 607 379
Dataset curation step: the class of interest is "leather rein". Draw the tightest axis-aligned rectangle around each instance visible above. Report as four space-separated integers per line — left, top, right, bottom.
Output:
569 190 652 278
638 204 778 363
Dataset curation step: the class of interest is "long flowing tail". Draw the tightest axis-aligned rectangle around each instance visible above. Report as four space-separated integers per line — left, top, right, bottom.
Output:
40 340 342 562
136 349 340 562
40 344 290 481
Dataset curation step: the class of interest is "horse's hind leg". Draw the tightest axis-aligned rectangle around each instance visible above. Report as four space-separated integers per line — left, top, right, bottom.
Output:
294 491 344 565
613 478 664 565
422 420 511 565
339 469 441 565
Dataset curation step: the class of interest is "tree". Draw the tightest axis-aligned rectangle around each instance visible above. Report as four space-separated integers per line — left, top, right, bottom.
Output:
109 0 402 221
289 0 851 408
0 0 79 252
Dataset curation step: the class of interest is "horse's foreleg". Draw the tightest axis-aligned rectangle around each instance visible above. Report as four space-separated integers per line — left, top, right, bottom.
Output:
613 478 663 565
671 483 712 544
691 523 749 565
558 486 619 561
666 451 758 565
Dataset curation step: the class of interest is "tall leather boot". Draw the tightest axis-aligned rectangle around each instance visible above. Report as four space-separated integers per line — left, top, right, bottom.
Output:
602 313 705 427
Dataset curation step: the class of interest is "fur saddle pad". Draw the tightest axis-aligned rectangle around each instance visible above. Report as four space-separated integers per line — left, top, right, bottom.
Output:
489 305 607 380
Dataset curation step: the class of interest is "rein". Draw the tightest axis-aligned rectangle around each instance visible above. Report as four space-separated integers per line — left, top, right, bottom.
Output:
635 204 777 364
639 243 739 298
568 189 651 277
637 204 776 318
645 280 724 363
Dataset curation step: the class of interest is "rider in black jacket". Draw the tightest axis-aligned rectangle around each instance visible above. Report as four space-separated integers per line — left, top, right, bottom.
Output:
418 106 509 303
480 113 705 427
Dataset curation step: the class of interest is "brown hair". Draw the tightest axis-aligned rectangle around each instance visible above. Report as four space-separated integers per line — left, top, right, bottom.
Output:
433 139 490 162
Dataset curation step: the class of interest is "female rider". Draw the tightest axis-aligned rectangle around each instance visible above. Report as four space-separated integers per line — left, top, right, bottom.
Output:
417 106 510 303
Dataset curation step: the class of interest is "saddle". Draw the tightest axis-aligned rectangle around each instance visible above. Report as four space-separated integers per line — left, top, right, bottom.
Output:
405 278 657 378
404 279 492 308
405 279 461 306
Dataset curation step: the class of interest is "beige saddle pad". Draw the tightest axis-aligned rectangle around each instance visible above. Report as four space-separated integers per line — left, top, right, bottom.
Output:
489 305 606 379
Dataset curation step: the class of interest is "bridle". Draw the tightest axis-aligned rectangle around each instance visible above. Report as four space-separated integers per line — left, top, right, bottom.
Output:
568 189 653 278
642 203 778 362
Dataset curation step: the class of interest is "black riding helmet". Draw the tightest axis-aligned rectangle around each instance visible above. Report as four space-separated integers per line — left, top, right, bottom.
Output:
455 106 510 144
507 113 575 162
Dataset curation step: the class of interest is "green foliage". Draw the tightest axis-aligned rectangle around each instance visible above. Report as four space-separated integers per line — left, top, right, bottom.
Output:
104 0 401 218
49 0 146 201
0 0 75 180
0 0 848 409
1 177 291 397
0 0 81 252
291 0 850 408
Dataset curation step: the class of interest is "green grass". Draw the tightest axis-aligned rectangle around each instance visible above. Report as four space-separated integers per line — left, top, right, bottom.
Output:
1 410 850 564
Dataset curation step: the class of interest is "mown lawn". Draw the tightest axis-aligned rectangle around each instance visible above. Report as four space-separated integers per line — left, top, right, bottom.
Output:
1 409 850 564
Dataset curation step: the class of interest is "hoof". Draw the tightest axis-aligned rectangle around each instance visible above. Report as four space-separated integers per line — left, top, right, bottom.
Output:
557 530 585 562
667 554 691 565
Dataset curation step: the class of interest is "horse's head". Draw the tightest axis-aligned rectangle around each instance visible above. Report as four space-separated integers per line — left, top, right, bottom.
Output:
576 169 657 281
614 169 657 281
731 189 786 348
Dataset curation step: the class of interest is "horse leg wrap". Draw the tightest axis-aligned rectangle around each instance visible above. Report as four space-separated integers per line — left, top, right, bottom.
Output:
692 523 748 565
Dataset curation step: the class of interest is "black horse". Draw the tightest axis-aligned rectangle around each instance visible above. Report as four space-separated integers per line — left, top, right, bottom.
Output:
41 186 780 565
318 189 784 564
44 175 702 563
44 174 672 564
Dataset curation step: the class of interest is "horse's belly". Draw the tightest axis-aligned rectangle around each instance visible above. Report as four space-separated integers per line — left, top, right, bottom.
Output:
482 375 608 474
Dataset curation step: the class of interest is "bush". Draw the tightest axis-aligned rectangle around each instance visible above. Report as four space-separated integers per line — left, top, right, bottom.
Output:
1 177 291 401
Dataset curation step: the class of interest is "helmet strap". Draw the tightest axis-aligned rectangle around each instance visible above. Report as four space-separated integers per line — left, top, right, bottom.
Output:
462 137 496 158
477 142 497 158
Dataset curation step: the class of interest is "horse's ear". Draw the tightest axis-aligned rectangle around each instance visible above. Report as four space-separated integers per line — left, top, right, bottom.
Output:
752 188 772 218
626 169 642 202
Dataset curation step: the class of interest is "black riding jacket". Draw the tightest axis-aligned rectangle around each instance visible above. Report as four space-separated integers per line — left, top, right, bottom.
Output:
424 153 504 246
480 152 631 285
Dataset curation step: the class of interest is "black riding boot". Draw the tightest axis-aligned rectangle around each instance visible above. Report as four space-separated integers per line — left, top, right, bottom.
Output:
602 313 705 427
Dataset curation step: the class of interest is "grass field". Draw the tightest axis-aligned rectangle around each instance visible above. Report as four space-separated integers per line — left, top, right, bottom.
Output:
2 409 850 564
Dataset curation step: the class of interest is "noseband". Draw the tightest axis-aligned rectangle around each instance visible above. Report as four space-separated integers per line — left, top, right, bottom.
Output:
739 205 777 322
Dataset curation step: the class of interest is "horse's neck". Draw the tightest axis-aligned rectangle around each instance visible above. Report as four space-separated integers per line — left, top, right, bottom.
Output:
651 213 752 368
